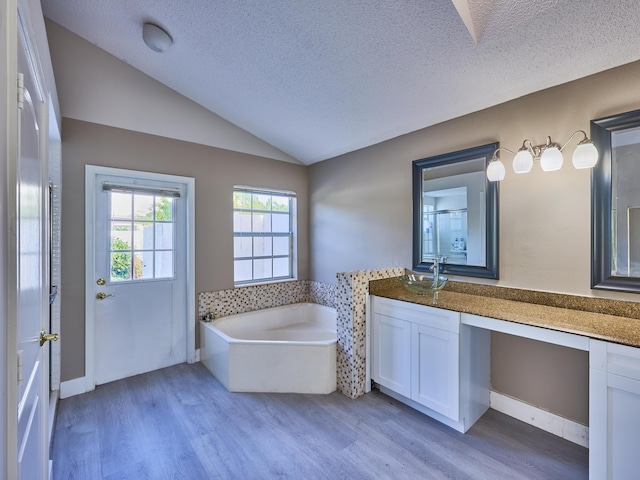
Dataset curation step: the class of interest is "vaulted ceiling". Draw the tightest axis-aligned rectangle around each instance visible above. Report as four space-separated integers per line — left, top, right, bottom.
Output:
42 0 640 164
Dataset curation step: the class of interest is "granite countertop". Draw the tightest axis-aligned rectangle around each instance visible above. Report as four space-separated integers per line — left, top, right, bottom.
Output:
369 278 640 349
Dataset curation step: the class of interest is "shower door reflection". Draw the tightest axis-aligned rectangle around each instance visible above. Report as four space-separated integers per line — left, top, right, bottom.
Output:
423 200 468 265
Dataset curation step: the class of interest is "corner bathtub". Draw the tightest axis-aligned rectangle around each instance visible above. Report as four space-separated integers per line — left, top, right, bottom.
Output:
200 303 337 394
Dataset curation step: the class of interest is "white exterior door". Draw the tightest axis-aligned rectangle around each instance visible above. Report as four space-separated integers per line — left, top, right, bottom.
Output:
16 16 53 480
91 172 188 385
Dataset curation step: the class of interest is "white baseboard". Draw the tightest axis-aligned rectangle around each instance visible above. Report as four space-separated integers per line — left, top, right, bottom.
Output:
490 390 589 448
194 348 200 363
60 376 88 399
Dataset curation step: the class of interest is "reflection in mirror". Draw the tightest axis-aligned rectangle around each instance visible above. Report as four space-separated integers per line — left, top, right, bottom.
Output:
421 160 485 266
629 207 640 276
612 126 640 277
592 109 640 292
413 143 499 279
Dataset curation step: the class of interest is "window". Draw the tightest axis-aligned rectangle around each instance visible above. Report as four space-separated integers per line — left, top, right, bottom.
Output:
105 184 178 282
233 186 295 285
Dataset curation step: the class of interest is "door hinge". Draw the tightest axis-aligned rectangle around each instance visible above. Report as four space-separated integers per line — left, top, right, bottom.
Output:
17 73 24 110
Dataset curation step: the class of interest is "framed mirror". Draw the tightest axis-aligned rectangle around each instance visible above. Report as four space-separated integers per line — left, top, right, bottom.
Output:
412 142 499 279
592 108 640 293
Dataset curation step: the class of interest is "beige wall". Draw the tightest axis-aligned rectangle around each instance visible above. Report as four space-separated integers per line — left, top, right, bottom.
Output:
309 60 640 424
60 119 309 381
45 19 298 164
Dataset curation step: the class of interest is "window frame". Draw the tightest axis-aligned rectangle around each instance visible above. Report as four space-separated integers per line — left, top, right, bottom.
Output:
233 186 296 286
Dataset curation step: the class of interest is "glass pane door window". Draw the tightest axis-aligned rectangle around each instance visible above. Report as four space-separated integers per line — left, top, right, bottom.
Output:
109 192 175 282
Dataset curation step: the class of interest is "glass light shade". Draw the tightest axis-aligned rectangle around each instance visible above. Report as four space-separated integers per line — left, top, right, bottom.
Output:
486 159 506 181
572 142 598 169
540 146 563 171
512 150 533 174
143 23 173 52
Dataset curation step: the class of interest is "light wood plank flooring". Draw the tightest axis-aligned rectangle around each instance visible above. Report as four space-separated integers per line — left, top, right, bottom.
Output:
52 362 587 479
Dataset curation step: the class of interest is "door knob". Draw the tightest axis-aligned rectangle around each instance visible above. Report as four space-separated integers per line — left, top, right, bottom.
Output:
97 278 106 285
40 329 59 347
96 292 115 300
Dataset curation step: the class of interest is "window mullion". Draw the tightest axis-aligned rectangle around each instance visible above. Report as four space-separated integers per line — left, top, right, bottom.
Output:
153 196 158 279
251 193 255 281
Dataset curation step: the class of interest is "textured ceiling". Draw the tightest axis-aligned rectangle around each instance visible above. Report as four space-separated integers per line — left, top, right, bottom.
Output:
41 0 640 165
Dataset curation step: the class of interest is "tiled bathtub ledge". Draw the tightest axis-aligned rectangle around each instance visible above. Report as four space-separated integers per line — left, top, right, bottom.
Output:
369 278 640 348
198 280 336 319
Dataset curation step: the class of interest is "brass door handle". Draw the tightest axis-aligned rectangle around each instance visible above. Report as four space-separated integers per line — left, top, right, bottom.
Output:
96 292 115 300
40 329 59 347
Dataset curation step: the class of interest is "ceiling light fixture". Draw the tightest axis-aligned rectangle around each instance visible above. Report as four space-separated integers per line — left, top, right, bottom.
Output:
142 22 173 53
486 130 599 182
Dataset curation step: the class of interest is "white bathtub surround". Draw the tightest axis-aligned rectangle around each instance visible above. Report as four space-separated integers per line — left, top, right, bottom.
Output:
200 303 337 393
198 271 406 399
335 268 406 399
198 280 336 320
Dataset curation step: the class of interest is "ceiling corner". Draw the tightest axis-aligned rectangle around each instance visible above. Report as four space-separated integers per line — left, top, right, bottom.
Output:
450 0 479 44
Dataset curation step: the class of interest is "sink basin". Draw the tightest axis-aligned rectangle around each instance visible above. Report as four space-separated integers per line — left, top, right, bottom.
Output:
397 274 448 295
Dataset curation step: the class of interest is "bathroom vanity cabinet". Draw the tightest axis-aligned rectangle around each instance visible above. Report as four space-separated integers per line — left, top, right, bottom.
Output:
589 340 640 479
370 296 490 433
370 290 640 479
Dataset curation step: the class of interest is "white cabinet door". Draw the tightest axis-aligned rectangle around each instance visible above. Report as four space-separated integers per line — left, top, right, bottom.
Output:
606 374 640 479
371 312 412 398
590 340 640 480
411 323 459 421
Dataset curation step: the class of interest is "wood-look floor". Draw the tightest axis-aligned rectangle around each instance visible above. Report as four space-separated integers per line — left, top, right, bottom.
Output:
51 363 588 479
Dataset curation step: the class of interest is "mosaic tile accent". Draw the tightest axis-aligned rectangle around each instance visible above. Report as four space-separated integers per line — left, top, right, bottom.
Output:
309 281 337 308
335 268 405 399
198 280 335 320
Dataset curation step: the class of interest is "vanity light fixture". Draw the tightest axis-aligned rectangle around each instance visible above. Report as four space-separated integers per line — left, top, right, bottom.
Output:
486 130 599 181
142 22 173 53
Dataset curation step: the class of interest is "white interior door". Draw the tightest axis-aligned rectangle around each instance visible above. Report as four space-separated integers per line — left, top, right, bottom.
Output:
16 15 53 480
92 173 187 385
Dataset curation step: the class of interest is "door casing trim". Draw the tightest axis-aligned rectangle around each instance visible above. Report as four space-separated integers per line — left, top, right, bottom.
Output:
84 165 196 392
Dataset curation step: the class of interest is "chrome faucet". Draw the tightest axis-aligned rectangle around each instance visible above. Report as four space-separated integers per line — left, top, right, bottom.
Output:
202 311 218 322
428 256 446 282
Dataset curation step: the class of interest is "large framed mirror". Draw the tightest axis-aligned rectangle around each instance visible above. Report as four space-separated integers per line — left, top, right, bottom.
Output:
592 108 640 293
412 142 499 279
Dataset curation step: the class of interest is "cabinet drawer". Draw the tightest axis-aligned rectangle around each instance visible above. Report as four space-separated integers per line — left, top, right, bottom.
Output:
608 343 640 381
373 296 459 333
591 340 640 381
